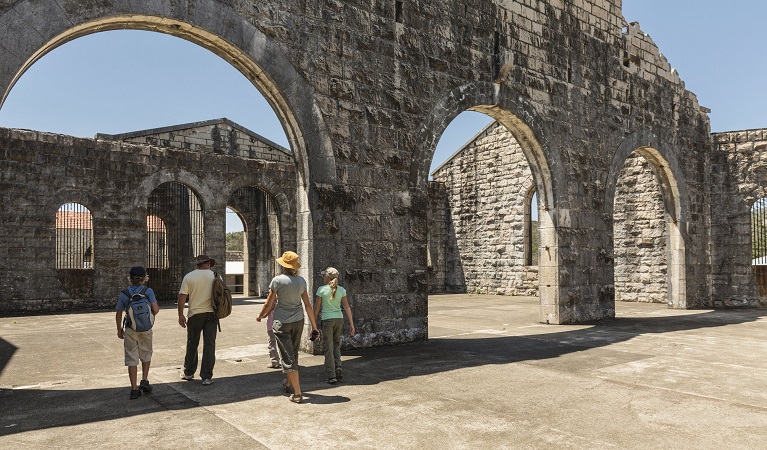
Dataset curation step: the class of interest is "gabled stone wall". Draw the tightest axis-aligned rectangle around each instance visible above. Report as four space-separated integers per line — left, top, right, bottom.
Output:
431 123 539 296
97 118 292 163
0 127 296 313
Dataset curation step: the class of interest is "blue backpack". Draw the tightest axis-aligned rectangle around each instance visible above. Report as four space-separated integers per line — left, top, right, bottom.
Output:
122 286 155 332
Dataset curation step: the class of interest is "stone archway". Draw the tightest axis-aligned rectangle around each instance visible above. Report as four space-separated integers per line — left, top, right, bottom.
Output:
414 81 565 324
0 1 337 283
606 131 689 309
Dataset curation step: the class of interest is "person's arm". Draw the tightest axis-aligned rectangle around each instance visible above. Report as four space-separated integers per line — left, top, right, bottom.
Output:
301 291 318 332
313 294 322 321
341 296 355 336
178 294 187 328
257 290 277 322
115 311 124 339
148 289 160 316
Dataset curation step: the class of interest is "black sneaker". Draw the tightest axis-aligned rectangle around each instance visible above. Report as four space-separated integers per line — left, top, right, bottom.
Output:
335 368 343 380
129 389 142 400
139 379 152 393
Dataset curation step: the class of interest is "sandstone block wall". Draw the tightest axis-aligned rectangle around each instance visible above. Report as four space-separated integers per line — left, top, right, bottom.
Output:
613 153 667 303
96 118 292 163
709 129 767 306
0 127 296 313
432 123 539 296
0 0 740 337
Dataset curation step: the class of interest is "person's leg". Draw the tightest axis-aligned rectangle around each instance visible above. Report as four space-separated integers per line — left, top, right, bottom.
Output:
287 321 305 401
137 330 153 383
332 318 343 376
322 320 335 379
183 314 204 376
289 319 304 370
200 312 218 380
139 360 153 393
267 327 280 367
141 361 151 380
128 365 138 389
124 329 140 392
287 370 302 399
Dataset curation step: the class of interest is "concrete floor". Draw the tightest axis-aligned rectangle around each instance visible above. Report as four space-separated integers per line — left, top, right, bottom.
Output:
2 294 767 449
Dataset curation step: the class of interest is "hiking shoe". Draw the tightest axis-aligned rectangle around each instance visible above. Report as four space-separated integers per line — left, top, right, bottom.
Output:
326 378 337 385
139 379 152 393
180 373 194 381
129 389 142 400
335 368 343 380
202 378 214 386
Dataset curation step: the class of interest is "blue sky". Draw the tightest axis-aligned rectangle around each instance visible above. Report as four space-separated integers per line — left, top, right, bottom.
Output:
0 1 763 180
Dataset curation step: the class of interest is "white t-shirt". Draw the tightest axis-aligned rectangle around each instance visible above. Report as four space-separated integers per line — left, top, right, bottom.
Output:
179 269 215 317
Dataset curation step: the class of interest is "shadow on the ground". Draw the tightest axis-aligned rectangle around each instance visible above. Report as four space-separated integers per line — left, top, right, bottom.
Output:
0 307 764 436
0 337 15 378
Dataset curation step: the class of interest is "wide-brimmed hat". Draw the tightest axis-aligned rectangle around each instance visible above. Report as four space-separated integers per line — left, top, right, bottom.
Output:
129 266 147 277
276 251 301 269
194 255 216 267
324 267 339 279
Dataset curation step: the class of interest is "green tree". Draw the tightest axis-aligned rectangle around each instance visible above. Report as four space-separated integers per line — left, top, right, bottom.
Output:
226 231 244 253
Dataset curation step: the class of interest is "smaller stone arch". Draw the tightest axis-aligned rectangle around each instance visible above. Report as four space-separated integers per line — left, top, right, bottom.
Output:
53 201 96 302
55 202 94 270
523 185 539 267
414 81 563 323
606 131 689 308
145 180 206 303
227 185 282 296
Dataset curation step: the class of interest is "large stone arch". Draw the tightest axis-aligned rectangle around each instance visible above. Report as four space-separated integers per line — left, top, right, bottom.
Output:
605 130 690 308
413 81 566 323
0 0 338 280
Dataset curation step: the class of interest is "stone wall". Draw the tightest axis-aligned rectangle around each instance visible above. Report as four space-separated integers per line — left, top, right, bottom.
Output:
96 118 292 163
0 0 731 336
709 129 767 306
432 123 539 296
613 153 667 303
0 127 296 313
426 180 449 293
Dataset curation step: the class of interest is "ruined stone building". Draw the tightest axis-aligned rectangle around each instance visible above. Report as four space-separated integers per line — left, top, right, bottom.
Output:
429 121 669 303
2 1 767 349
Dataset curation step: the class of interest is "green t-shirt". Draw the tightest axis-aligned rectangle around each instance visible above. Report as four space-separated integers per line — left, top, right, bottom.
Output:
315 284 347 320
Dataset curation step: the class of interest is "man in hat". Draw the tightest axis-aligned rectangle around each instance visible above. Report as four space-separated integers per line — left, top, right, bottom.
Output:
178 254 217 385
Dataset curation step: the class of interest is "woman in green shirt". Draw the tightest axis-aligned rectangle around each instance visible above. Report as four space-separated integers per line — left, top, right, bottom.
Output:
313 267 355 384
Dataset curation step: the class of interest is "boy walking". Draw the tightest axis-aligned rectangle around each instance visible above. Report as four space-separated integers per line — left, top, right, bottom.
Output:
115 266 159 399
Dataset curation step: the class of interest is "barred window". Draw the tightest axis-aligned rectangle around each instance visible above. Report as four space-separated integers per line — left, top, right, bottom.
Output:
752 198 767 265
56 203 94 269
146 214 168 269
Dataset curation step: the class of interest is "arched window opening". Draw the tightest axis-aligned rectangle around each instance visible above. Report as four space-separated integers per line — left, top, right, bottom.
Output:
228 186 280 297
56 203 94 269
430 112 539 296
146 182 205 303
751 198 767 295
146 215 168 269
525 191 539 266
226 207 246 295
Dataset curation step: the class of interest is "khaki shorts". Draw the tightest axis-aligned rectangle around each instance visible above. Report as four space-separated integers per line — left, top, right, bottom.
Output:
124 327 153 366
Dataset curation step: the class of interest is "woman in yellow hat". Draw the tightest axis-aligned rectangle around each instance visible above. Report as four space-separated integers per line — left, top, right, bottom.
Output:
256 251 319 403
